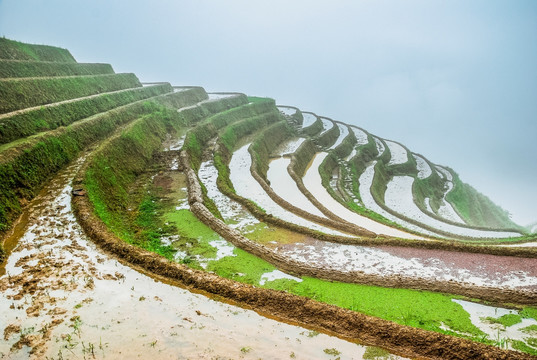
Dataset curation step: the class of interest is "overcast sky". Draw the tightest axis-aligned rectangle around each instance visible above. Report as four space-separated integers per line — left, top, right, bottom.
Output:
1 0 536 226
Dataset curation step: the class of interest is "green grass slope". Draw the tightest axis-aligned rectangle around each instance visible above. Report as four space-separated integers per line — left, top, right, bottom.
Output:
0 73 141 114
0 83 173 145
447 171 523 231
0 37 76 62
0 60 114 78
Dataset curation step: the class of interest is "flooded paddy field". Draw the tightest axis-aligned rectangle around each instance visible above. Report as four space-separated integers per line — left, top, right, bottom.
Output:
2 141 534 359
149 141 537 357
302 153 424 239
0 156 407 360
274 238 537 291
384 176 522 239
228 144 350 237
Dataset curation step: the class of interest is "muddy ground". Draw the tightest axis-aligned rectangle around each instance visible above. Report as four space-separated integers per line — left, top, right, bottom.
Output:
1 157 405 359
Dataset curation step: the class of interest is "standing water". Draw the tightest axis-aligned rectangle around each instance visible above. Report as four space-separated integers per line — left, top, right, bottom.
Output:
0 155 406 359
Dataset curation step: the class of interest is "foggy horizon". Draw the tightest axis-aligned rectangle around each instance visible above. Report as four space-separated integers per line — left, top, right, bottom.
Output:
1 0 535 226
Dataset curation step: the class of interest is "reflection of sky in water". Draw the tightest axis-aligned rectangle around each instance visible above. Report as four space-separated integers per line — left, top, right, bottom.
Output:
267 157 325 217
198 159 258 230
229 144 349 236
303 153 425 239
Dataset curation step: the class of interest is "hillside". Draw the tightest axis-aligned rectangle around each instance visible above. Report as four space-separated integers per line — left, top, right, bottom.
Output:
1 38 536 359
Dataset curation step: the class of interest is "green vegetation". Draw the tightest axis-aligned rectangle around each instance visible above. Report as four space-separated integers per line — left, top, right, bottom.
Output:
0 73 141 114
0 83 173 145
84 107 183 245
180 99 279 219
521 307 537 320
0 37 76 62
413 164 446 213
363 346 392 359
82 93 256 255
0 100 166 233
318 152 344 199
157 215 492 341
152 86 208 110
349 134 379 174
218 110 281 153
133 193 176 259
301 116 323 137
521 325 537 334
165 209 219 263
4 37 535 358
250 120 295 178
0 60 114 78
203 94 248 113
323 348 341 356
447 171 523 231
290 139 318 177
183 99 277 171
511 339 537 356
369 146 419 209
287 107 303 126
314 119 339 148
484 313 522 327
331 124 356 160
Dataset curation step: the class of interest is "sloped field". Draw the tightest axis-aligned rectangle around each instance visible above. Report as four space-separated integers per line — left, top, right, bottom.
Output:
1 38 536 359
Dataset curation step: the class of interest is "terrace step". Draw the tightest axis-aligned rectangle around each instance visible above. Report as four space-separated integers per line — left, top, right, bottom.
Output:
0 59 115 78
0 83 174 145
0 73 141 114
0 38 76 62
0 88 207 233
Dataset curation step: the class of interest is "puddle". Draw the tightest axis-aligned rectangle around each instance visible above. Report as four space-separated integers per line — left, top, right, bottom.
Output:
358 161 438 237
207 92 237 100
413 154 432 180
259 270 303 286
350 126 369 145
500 242 537 248
437 198 466 224
301 113 317 128
373 137 385 156
173 87 191 93
198 159 259 230
384 176 521 239
345 148 357 162
267 157 326 218
162 133 186 152
385 140 408 166
228 144 350 237
425 197 434 213
209 239 236 260
277 106 298 116
454 299 537 347
302 153 424 239
274 137 306 156
425 166 468 225
328 123 349 150
319 118 334 136
435 166 453 181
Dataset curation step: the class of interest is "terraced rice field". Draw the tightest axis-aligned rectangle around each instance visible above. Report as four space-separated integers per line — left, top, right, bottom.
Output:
1 38 536 359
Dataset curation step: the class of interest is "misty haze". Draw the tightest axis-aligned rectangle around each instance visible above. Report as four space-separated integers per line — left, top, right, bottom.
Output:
0 1 536 359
